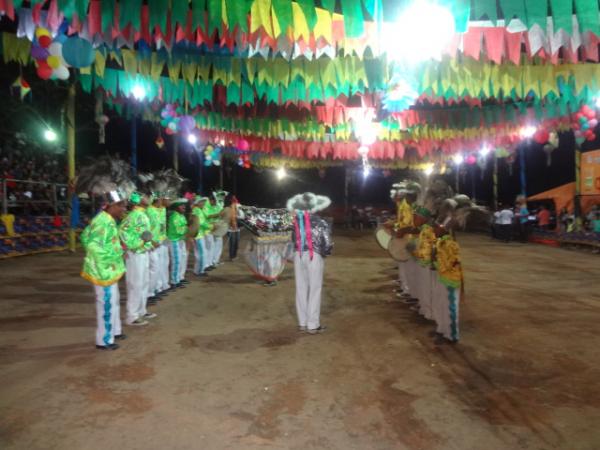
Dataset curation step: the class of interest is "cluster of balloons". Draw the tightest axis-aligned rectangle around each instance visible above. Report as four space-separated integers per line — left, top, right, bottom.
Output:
572 104 598 144
203 145 222 166
160 104 182 135
533 129 559 166
31 28 69 80
237 139 251 168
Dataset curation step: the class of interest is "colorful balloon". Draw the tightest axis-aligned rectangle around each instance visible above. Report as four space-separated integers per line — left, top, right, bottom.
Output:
53 65 69 80
38 35 52 48
47 55 61 69
62 37 95 68
35 27 51 39
36 61 53 80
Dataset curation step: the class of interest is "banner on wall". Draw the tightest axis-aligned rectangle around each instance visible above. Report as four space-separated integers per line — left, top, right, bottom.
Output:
581 149 600 196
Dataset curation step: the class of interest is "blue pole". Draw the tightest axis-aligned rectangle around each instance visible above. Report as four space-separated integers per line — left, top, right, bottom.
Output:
519 144 527 197
131 116 137 176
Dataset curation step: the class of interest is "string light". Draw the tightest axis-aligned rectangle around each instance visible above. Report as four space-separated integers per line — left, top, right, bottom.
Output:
43 128 57 142
479 146 490 156
520 126 536 138
424 164 434 176
132 84 146 100
187 133 197 145
452 153 464 166
276 167 287 180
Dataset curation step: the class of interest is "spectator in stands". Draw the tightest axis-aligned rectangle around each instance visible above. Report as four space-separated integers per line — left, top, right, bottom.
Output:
592 211 600 234
558 207 569 232
536 205 551 231
515 201 530 242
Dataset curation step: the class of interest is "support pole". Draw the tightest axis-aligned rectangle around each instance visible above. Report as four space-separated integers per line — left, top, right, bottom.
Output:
455 167 459 193
575 146 582 230
344 166 350 218
471 165 476 201
219 163 224 190
173 136 179 173
492 154 498 210
67 84 76 252
519 144 527 197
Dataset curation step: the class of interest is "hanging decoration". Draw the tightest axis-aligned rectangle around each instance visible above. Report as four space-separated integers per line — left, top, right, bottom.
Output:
155 136 165 149
11 76 31 100
571 104 597 145
543 131 560 166
61 36 95 68
204 145 223 167
30 28 69 81
160 104 181 135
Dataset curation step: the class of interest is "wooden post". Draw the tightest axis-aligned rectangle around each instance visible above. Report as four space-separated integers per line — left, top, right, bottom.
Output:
492 154 498 210
575 146 582 230
67 84 76 252
130 114 137 176
173 136 179 173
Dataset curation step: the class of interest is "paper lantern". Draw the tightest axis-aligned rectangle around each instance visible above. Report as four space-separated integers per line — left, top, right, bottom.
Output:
155 136 165 149
465 154 477 165
533 129 549 145
62 37 95 68
237 139 249 151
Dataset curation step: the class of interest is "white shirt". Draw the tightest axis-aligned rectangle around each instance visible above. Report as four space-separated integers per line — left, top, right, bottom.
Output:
497 209 514 225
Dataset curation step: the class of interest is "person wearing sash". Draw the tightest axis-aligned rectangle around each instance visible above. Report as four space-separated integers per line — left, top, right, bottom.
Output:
119 192 156 326
202 193 224 270
167 198 190 287
145 193 165 304
288 193 333 334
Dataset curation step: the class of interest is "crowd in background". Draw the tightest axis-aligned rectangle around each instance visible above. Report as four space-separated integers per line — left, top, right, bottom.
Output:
0 134 67 215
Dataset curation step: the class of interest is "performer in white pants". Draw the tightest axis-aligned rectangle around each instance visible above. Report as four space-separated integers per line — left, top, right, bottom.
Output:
167 198 189 286
119 192 155 326
77 159 129 350
203 233 214 271
432 234 462 343
191 196 211 276
288 192 333 334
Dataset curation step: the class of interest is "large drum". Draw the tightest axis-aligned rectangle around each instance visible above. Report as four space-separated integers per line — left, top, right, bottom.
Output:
375 225 392 250
388 236 411 262
244 233 293 281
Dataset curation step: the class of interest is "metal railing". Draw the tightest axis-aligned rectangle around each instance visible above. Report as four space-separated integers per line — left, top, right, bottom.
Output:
1 178 95 216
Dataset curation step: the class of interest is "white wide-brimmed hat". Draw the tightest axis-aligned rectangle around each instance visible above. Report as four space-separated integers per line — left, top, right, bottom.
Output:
286 192 331 213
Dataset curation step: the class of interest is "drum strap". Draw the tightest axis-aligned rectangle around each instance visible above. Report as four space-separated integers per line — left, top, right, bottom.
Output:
294 211 314 260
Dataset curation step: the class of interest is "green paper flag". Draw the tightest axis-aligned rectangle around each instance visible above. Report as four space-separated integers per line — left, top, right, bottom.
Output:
272 0 293 35
226 0 251 32
340 0 364 38
101 0 115 32
75 0 89 21
172 0 189 28
499 0 526 23
296 0 317 30
472 0 497 23
550 0 572 34
58 0 76 20
148 0 168 34
574 0 600 34
440 0 469 33
320 0 335 12
119 0 142 31
192 0 206 32
525 0 548 29
207 0 222 35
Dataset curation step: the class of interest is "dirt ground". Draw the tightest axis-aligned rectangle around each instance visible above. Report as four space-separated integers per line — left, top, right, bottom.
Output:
1 230 599 450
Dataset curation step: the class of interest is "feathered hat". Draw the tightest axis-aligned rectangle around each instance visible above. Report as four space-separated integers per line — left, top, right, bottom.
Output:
75 156 135 205
148 169 184 199
213 190 229 199
390 179 422 200
437 194 490 231
286 192 331 213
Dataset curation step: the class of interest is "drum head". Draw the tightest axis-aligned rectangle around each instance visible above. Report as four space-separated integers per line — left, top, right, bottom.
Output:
375 226 392 250
388 236 410 262
213 221 229 237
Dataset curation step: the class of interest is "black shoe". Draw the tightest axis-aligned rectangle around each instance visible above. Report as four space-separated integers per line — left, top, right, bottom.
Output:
96 343 119 350
147 300 158 306
180 279 190 284
434 335 458 345
307 326 327 335
263 280 277 287
206 265 215 271
114 334 127 340
148 295 160 301
428 331 442 338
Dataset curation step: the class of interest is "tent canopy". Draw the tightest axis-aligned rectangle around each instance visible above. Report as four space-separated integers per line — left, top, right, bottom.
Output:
528 183 600 214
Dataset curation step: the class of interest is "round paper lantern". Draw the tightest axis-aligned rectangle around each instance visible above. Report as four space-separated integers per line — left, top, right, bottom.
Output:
47 55 61 69
589 119 598 128
62 37 95 68
53 65 69 80
38 35 52 48
237 139 249 151
36 61 53 80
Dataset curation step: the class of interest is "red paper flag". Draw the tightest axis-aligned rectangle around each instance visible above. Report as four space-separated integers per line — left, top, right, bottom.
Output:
463 27 483 60
505 30 523 65
483 27 505 64
88 0 101 37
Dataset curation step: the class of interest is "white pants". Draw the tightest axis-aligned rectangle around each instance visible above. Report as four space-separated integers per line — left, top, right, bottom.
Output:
148 247 160 297
94 283 121 346
432 279 460 341
204 234 214 268
158 243 170 291
126 251 150 324
416 265 434 320
213 235 223 265
294 251 324 330
194 237 207 274
398 261 410 293
169 240 188 284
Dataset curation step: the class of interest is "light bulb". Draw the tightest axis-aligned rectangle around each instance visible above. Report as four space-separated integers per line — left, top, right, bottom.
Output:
453 154 464 166
276 167 287 180
520 126 536 138
44 128 57 142
187 134 197 145
132 84 146 100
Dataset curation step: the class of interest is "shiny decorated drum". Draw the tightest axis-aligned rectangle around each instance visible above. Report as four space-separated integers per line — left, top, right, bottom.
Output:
375 225 392 250
388 236 411 262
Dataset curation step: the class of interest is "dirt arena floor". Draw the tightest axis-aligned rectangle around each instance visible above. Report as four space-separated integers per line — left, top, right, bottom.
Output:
1 231 599 450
